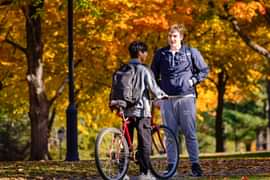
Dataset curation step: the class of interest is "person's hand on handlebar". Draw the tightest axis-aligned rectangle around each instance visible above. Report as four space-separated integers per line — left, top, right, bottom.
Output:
161 95 168 99
153 94 168 109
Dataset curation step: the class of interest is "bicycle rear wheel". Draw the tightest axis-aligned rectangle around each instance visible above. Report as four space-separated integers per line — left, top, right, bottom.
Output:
95 128 129 180
149 125 179 179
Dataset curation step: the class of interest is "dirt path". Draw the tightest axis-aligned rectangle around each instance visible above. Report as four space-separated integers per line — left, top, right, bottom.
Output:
125 158 270 179
0 158 270 179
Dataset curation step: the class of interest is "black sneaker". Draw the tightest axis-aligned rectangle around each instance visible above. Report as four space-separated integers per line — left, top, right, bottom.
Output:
190 163 203 177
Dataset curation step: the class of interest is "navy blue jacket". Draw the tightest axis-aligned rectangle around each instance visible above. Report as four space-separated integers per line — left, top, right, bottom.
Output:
151 45 209 96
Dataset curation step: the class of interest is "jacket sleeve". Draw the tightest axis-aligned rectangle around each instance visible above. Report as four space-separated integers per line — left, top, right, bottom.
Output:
150 49 161 84
190 48 209 84
144 67 167 99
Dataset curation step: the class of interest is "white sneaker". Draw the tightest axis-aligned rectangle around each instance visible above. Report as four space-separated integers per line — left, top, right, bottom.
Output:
137 171 156 180
122 174 130 180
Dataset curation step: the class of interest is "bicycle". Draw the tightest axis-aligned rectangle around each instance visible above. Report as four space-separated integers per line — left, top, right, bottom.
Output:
95 106 179 180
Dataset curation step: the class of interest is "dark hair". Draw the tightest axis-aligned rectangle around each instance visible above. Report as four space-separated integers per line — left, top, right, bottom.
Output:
128 41 148 58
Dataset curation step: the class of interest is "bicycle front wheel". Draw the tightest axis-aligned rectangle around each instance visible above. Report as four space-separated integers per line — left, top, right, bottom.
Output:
149 125 179 179
95 128 129 180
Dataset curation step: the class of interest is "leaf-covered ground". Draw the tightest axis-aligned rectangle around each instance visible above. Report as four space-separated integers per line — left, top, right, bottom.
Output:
0 158 270 179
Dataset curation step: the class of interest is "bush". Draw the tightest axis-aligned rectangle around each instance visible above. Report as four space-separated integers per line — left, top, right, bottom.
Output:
0 113 30 160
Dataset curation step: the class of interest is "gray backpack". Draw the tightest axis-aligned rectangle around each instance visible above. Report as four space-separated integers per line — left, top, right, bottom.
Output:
109 63 140 110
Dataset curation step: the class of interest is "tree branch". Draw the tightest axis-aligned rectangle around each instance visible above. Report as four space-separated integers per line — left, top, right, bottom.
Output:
49 59 83 105
0 0 12 6
48 107 56 134
207 76 218 87
94 79 111 88
255 0 270 23
5 38 27 55
0 71 15 90
223 4 270 60
263 5 270 24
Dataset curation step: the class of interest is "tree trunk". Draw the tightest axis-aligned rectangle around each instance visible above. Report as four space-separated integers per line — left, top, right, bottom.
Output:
25 2 49 160
245 142 251 151
267 79 270 126
215 70 227 152
265 79 270 151
266 79 270 151
233 127 239 152
256 129 265 151
267 127 270 151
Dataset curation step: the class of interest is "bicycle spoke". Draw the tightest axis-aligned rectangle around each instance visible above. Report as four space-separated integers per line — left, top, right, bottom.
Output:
95 128 130 180
149 125 179 179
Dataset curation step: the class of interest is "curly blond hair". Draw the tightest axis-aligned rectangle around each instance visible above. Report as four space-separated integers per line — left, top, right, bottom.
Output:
168 24 186 36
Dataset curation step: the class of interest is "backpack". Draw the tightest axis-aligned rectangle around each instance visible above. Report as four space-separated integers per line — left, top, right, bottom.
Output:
109 63 140 110
186 46 199 74
185 46 199 97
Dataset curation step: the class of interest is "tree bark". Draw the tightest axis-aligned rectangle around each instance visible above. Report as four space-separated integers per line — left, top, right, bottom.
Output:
24 2 50 160
245 142 251 151
215 70 228 152
267 80 270 128
267 80 270 150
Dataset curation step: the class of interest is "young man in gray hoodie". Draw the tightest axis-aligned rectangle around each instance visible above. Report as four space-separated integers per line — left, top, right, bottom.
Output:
123 41 168 180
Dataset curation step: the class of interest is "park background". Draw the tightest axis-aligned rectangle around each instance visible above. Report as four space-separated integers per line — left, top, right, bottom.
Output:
0 0 270 162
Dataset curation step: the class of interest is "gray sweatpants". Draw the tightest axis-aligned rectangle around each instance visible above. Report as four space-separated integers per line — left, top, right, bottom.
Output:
160 97 199 164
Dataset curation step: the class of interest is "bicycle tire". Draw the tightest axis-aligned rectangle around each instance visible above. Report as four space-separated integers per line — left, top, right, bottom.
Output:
95 128 129 180
149 125 179 179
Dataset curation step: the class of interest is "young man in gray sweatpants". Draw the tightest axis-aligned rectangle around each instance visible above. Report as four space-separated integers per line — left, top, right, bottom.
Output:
151 24 209 177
